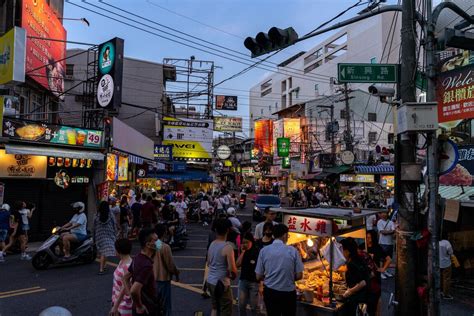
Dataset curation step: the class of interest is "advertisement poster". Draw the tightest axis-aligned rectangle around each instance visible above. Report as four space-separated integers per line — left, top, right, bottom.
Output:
118 156 128 181
154 145 172 161
96 38 124 110
2 118 103 147
97 182 109 202
277 137 290 157
0 149 47 178
22 0 66 98
254 120 273 155
162 117 213 162
284 118 301 155
440 144 474 186
215 95 238 110
436 64 474 124
106 153 118 181
381 175 395 188
273 120 283 159
0 27 26 85
213 117 243 132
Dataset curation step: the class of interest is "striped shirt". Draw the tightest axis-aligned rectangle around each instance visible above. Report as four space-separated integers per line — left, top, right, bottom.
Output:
112 259 133 316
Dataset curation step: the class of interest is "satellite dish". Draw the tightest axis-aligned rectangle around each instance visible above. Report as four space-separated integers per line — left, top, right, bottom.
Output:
435 0 474 37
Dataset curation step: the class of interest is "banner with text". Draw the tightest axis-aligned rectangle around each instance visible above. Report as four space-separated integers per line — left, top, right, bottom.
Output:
213 117 242 132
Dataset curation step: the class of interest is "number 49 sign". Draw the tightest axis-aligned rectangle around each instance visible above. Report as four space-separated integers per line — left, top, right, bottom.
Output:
87 131 103 147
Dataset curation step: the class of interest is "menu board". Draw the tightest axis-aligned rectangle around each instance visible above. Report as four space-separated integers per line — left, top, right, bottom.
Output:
2 118 103 148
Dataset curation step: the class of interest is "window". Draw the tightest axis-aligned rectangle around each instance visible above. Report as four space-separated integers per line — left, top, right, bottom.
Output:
388 133 394 144
304 48 323 65
281 80 287 92
368 113 377 121
261 88 272 97
66 64 74 77
368 132 377 143
288 77 292 89
304 60 322 73
261 109 264 115
340 109 347 119
281 94 287 109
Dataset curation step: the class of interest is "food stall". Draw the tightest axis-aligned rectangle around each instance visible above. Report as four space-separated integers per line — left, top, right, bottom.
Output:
276 207 383 315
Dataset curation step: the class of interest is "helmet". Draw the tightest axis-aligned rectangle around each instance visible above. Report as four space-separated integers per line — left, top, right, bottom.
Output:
226 207 236 216
1 203 10 211
71 202 85 213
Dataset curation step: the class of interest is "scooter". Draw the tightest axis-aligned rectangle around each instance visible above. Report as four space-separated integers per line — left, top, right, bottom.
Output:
239 194 247 210
169 224 188 250
32 226 97 270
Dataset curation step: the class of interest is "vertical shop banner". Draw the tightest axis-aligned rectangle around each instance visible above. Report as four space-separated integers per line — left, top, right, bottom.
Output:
277 138 290 157
282 157 290 169
22 0 66 98
215 95 238 110
273 120 283 159
117 156 128 181
97 182 109 202
106 153 118 181
436 64 474 124
254 120 273 155
97 38 124 111
0 27 26 85
283 118 301 156
162 117 213 162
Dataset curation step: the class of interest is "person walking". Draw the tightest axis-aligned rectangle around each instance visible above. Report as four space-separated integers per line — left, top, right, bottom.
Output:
439 238 454 300
154 224 180 316
140 196 156 229
119 196 132 239
123 228 158 316
376 212 395 279
254 208 277 240
207 219 237 316
94 201 117 275
110 239 133 316
200 196 212 227
255 224 304 316
0 204 11 262
4 201 32 260
236 232 260 316
131 194 143 238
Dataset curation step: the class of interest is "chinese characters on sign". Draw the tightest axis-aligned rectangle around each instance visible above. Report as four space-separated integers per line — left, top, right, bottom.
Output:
338 63 398 83
213 117 243 132
154 145 173 161
340 174 375 183
284 215 332 237
436 65 474 123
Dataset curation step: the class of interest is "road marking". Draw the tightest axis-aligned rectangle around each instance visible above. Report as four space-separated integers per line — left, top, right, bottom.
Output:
0 286 41 295
186 240 207 243
171 281 202 294
0 288 46 299
186 247 207 250
173 255 206 259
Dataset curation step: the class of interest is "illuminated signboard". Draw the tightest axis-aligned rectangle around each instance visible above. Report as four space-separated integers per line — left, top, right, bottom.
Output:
340 174 375 183
254 120 273 155
0 27 26 85
22 0 67 98
284 214 332 237
381 175 394 188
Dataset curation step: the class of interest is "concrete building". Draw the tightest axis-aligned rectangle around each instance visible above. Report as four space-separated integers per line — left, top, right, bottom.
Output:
248 10 401 150
62 49 164 143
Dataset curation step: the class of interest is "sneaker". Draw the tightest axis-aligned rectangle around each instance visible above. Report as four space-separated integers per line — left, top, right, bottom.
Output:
381 273 387 280
21 254 32 261
443 295 453 300
202 222 209 227
385 271 394 277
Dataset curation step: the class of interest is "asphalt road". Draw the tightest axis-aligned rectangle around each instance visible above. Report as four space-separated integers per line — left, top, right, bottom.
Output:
0 201 472 315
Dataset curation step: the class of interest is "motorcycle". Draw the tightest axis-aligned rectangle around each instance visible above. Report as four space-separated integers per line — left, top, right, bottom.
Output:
160 221 188 250
32 226 97 270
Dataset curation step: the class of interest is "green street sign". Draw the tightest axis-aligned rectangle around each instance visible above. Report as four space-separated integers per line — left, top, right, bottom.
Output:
338 63 399 83
277 137 290 157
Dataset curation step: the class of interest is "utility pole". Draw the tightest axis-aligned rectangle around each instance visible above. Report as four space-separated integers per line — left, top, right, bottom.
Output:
343 83 353 151
396 0 419 315
330 103 336 155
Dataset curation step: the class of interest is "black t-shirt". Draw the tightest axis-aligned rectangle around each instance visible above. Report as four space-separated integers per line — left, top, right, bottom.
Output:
131 202 142 218
368 245 387 268
240 246 260 282
256 238 274 250
129 253 156 312
119 206 130 225
345 258 369 303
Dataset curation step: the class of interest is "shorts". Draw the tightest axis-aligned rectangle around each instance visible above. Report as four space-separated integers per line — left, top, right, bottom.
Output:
208 282 233 315
22 224 30 232
73 233 88 243
0 229 8 242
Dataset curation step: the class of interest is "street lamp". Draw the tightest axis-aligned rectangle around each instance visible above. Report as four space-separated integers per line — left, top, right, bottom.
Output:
59 17 90 27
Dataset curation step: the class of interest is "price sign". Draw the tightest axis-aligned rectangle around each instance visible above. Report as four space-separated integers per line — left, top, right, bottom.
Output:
87 131 102 146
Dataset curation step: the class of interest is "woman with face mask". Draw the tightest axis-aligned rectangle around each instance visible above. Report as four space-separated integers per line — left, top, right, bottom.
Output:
256 222 274 250
236 233 260 316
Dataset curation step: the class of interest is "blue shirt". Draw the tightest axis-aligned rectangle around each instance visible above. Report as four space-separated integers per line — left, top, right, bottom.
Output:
255 239 304 292
0 210 10 230
70 213 87 236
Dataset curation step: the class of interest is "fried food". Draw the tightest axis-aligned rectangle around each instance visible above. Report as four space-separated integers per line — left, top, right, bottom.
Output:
15 124 46 140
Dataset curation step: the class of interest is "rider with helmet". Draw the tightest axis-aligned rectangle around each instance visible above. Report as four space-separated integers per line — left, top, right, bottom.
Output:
226 207 242 233
60 202 87 258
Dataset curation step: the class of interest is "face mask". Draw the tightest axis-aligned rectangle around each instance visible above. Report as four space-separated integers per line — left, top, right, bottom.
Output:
155 239 163 251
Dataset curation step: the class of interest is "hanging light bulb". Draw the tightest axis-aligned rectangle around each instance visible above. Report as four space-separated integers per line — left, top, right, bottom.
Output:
307 238 314 247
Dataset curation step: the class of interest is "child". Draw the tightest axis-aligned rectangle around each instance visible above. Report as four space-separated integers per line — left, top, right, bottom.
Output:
110 239 133 316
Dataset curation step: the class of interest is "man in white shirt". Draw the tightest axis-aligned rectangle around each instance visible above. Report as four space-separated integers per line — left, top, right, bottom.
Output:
377 212 395 278
366 214 377 232
439 239 454 299
254 208 277 240
172 196 188 225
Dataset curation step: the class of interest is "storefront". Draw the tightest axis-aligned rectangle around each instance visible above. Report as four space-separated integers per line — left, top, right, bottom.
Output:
0 118 105 240
278 207 382 315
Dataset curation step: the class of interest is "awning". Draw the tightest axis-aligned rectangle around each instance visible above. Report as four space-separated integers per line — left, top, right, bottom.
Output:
154 170 212 182
323 165 351 174
5 144 104 160
355 165 394 174
302 172 331 180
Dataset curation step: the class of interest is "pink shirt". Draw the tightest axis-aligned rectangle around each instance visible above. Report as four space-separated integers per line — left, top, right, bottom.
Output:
112 259 133 316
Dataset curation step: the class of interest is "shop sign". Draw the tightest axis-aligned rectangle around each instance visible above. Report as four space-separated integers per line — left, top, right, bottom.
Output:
282 157 290 169
97 181 109 202
215 95 238 111
436 64 474 124
290 160 307 178
277 138 290 157
283 118 300 156
22 0 66 98
270 165 280 176
0 149 46 178
241 166 254 176
340 174 375 183
162 117 213 162
440 144 474 186
96 38 124 110
216 145 231 160
0 27 26 85
213 117 242 132
172 162 187 172
381 175 394 188
2 118 103 148
224 160 232 167
106 153 118 181
284 214 332 237
254 120 273 156
154 145 172 161
118 156 128 181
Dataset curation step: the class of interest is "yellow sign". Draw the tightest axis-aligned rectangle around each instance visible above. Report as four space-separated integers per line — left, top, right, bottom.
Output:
340 174 375 183
163 140 212 161
0 27 26 85
381 175 394 188
224 160 232 167
0 149 47 178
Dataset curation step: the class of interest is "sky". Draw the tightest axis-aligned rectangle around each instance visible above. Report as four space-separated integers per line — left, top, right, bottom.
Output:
63 0 401 134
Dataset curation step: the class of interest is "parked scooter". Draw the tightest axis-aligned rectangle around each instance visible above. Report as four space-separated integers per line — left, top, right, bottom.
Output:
32 226 96 270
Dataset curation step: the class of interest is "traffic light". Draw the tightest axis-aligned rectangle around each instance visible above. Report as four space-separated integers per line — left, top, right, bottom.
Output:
244 27 299 58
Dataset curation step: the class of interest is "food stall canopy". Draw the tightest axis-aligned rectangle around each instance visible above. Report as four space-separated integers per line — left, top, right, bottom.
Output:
5 144 104 160
354 165 394 174
274 207 382 220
